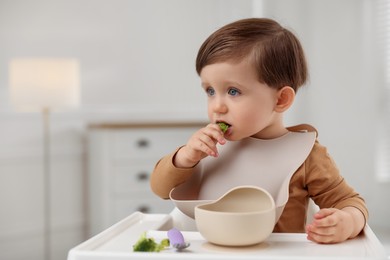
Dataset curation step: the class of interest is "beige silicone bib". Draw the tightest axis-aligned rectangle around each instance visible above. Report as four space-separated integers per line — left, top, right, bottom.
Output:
170 131 316 222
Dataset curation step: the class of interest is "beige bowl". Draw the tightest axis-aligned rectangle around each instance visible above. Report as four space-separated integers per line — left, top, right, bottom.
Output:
194 185 275 246
169 188 213 219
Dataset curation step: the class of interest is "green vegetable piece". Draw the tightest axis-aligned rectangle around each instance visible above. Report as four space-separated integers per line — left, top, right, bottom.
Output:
218 122 229 133
133 232 170 252
160 238 170 248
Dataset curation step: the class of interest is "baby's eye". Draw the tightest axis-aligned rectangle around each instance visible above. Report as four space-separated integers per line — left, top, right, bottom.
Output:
228 88 240 96
206 87 215 96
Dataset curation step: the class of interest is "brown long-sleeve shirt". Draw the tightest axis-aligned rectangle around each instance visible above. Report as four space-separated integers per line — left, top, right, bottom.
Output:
150 125 368 233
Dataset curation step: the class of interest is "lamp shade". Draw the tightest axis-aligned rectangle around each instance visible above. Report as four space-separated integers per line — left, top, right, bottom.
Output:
9 58 80 111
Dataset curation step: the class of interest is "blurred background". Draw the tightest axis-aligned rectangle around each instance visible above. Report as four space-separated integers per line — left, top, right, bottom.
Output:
0 0 389 259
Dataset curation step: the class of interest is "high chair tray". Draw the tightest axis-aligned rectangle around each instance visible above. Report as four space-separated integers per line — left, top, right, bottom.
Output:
68 212 387 260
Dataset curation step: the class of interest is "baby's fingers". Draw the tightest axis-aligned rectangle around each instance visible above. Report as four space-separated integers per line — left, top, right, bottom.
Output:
306 227 335 244
311 208 338 227
196 134 219 157
205 123 226 144
313 208 337 220
187 126 221 157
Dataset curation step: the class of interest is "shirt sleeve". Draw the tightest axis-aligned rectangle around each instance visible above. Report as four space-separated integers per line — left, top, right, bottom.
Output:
305 141 369 224
150 147 196 199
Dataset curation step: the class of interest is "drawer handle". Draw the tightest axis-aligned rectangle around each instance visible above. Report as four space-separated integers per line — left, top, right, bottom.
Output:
137 139 150 148
137 172 149 181
137 205 150 213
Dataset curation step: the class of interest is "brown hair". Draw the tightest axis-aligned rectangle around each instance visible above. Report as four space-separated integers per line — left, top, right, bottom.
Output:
196 18 308 92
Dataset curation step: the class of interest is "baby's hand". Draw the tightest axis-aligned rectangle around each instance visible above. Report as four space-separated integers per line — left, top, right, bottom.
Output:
173 123 226 168
305 208 355 244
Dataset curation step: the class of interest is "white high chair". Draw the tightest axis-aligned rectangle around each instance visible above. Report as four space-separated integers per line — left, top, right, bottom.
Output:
169 207 198 231
306 198 320 224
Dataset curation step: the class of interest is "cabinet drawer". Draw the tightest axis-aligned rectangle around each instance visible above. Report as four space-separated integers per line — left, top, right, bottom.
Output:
111 128 195 159
113 163 155 194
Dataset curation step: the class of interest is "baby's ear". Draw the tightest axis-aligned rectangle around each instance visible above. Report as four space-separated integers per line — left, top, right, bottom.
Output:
275 86 295 112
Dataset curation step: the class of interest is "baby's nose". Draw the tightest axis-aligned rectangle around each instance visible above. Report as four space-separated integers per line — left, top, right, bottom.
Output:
212 98 228 114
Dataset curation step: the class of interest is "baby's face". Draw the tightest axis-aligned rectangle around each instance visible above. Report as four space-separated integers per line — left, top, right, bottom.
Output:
200 59 281 140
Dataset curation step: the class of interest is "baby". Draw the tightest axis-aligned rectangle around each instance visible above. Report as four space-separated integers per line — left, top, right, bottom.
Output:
150 18 368 244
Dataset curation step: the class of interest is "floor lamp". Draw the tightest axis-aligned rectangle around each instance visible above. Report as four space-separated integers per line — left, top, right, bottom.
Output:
9 58 80 260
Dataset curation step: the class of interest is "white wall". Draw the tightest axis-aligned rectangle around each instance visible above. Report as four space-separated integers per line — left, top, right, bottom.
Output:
0 0 254 120
0 0 388 259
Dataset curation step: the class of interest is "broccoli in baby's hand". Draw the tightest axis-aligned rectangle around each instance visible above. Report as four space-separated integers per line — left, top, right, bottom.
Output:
218 122 229 133
133 232 170 252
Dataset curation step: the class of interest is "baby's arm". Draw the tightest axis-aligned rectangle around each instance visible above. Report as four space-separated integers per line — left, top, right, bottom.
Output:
304 141 368 244
174 123 226 168
306 206 365 243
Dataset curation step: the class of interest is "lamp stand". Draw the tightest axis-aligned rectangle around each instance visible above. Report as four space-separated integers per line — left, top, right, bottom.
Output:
43 107 51 260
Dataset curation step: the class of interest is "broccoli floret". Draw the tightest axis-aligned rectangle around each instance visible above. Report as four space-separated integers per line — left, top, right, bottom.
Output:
160 238 170 248
133 232 170 252
218 122 229 133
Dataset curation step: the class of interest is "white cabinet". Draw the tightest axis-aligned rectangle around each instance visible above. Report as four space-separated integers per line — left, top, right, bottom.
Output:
87 122 204 236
